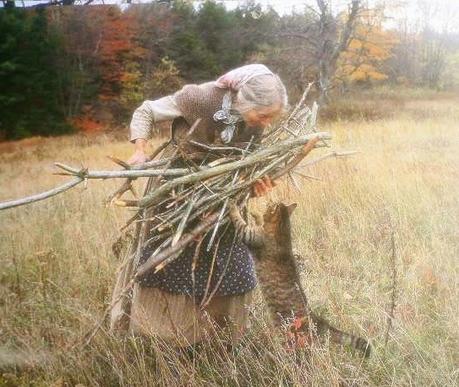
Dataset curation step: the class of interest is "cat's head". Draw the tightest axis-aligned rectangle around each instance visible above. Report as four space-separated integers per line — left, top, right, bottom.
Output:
263 202 297 226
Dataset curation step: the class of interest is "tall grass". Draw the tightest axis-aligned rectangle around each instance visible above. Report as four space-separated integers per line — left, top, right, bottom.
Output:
0 93 458 386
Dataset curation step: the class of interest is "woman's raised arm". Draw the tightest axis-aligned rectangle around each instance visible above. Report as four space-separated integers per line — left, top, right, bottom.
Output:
128 95 182 165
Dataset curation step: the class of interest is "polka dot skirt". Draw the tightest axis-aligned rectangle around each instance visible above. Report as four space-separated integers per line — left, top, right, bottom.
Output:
138 227 257 300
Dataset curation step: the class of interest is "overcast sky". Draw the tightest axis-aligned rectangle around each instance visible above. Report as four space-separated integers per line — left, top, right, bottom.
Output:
13 0 459 33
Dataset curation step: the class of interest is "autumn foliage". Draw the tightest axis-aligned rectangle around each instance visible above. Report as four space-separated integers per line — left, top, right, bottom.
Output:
96 7 145 101
337 8 398 84
1 1 458 140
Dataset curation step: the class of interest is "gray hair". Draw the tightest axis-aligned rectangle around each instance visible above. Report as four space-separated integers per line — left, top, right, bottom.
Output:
234 74 289 114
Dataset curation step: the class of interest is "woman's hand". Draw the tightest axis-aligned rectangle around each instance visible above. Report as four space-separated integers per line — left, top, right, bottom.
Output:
127 150 148 165
251 175 275 197
128 138 149 165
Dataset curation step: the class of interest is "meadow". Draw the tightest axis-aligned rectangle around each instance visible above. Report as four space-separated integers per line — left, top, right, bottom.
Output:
0 90 458 386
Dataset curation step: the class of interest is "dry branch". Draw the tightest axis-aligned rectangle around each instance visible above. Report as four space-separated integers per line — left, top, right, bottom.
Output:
135 212 221 281
0 178 83 210
54 162 194 179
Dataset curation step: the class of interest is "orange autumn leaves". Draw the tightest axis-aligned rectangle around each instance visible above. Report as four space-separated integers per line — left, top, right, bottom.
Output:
337 8 398 84
97 7 147 102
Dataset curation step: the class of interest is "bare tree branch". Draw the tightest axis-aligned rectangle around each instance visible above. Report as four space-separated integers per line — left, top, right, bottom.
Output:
0 178 83 210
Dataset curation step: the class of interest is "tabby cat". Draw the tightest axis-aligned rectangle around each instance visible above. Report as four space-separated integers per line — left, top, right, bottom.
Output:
229 201 371 357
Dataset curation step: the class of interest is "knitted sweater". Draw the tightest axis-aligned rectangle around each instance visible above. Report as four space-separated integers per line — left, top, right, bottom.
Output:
136 82 259 299
129 82 264 144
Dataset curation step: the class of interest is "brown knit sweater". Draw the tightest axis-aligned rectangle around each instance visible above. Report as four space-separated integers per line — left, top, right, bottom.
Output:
173 81 263 146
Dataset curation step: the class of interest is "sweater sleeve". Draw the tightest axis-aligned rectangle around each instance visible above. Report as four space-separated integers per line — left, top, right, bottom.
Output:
129 95 182 142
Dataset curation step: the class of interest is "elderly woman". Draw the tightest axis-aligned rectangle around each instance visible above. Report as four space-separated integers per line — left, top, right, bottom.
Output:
110 64 288 346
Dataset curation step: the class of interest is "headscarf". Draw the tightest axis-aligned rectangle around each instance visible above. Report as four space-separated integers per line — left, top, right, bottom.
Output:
214 64 274 90
213 64 286 144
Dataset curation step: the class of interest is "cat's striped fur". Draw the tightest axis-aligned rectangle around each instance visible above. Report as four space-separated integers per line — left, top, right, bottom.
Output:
229 202 371 357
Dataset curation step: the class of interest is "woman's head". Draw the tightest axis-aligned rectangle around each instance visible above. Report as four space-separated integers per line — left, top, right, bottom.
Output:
215 64 288 128
236 74 288 128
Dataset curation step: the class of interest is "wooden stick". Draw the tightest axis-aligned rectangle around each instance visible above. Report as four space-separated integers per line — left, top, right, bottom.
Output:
129 153 210 170
54 163 193 179
298 150 359 169
287 82 314 122
206 137 254 251
188 140 250 154
0 178 83 211
171 197 195 247
106 179 134 205
149 140 171 161
134 212 220 281
292 170 322 181
271 136 320 179
107 156 130 169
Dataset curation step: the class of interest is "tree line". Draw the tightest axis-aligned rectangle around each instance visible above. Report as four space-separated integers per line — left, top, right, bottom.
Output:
0 0 457 140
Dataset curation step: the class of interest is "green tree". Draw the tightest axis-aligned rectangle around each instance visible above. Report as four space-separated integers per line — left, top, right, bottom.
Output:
164 0 219 81
143 56 184 99
0 8 72 140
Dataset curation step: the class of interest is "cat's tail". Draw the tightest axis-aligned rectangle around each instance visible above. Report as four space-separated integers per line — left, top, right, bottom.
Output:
312 315 372 357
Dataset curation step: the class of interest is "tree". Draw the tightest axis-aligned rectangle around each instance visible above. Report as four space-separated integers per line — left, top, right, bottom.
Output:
387 0 453 89
0 7 72 139
262 0 361 103
48 6 101 121
143 56 184 99
336 7 398 87
124 2 175 82
315 0 361 104
163 0 219 81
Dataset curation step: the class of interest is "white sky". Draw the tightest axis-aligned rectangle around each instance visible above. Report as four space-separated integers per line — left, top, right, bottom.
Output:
14 0 459 33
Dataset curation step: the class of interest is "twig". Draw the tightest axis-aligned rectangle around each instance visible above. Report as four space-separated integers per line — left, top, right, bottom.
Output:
199 229 238 309
271 136 320 179
107 156 130 169
188 140 249 154
289 83 314 120
297 150 359 169
200 232 224 304
288 172 302 192
384 226 398 347
292 170 322 181
171 196 196 247
149 139 171 160
0 178 83 211
206 137 254 251
79 279 135 349
134 212 220 280
106 179 135 205
54 163 195 179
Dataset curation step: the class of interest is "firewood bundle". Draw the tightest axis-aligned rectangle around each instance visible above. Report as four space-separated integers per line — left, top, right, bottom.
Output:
101 95 332 281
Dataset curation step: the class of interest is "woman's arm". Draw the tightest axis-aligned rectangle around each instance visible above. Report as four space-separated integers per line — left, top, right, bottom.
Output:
128 96 181 165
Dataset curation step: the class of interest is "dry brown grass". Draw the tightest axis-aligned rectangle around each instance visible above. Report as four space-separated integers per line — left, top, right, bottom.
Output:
0 91 458 386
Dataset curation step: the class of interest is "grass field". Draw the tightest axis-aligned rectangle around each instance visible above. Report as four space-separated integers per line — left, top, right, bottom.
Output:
0 91 458 386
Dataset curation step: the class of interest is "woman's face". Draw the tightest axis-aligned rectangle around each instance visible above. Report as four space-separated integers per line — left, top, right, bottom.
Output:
242 104 282 129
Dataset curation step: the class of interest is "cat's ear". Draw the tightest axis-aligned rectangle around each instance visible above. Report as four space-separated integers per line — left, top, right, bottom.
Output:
286 203 297 215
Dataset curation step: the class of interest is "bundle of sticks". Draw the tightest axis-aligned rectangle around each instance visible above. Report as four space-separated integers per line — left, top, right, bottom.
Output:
89 92 332 281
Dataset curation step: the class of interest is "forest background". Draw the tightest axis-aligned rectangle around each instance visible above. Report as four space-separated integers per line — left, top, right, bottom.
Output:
1 0 459 141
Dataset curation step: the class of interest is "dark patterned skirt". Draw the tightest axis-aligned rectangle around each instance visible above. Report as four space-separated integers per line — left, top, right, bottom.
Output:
137 222 257 300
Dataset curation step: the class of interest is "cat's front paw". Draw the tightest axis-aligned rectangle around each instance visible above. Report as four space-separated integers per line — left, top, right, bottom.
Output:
227 200 239 221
